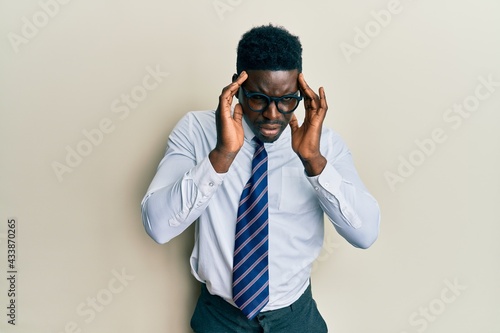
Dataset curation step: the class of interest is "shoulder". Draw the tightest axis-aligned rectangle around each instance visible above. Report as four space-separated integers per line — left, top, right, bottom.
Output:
169 110 217 147
172 110 216 132
185 110 216 122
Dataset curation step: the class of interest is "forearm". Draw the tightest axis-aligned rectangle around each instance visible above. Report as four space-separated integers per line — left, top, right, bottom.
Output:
142 157 224 244
308 160 380 249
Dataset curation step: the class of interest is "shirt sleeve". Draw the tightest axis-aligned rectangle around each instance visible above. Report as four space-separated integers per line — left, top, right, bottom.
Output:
141 113 224 244
306 135 381 249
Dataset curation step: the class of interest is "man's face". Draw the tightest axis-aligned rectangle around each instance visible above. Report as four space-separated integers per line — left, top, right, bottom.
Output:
237 69 299 143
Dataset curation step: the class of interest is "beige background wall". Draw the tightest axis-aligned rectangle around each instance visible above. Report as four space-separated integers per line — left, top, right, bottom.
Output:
1 0 499 332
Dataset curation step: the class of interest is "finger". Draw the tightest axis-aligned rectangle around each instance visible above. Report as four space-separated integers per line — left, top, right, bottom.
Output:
235 71 248 86
298 73 319 110
226 71 248 96
219 71 248 116
318 87 328 117
233 103 243 124
289 113 300 134
298 73 310 93
298 73 316 98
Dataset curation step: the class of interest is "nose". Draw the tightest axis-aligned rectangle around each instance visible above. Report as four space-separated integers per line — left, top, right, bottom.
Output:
261 100 282 120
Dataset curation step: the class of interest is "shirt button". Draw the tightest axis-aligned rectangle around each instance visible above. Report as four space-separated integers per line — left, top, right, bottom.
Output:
324 182 329 187
314 186 319 191
208 182 214 187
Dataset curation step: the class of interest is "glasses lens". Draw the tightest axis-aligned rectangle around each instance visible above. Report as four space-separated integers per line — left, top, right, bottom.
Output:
277 97 300 113
244 89 301 114
247 94 269 112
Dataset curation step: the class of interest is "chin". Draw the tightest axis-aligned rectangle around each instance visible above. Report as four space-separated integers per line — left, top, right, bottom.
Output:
258 133 281 143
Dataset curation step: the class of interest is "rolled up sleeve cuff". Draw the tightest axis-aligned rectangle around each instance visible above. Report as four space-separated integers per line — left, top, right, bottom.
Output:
190 157 226 198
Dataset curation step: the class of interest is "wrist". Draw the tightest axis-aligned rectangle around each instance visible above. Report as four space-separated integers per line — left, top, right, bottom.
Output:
209 147 239 173
300 154 327 176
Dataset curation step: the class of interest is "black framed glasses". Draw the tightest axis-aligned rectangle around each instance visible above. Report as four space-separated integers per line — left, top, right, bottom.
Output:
240 87 303 114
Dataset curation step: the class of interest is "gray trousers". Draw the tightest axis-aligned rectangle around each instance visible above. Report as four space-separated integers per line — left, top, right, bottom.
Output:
190 283 328 333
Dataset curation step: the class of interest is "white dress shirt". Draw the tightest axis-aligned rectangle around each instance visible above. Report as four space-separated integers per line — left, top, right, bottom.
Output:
141 110 380 311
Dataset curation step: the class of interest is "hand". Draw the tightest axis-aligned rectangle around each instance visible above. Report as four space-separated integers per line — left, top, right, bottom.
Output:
210 71 248 173
289 73 328 176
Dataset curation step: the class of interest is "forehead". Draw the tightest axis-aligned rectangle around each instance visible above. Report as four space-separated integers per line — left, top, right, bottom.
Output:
244 70 299 95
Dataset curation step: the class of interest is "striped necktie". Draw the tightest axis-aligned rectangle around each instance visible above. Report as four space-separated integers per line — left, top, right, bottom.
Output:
232 138 269 320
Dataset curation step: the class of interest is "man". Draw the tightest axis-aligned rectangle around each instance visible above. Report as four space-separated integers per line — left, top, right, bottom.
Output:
141 24 380 332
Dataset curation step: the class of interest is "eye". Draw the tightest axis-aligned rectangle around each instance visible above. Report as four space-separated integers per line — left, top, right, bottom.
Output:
250 95 265 101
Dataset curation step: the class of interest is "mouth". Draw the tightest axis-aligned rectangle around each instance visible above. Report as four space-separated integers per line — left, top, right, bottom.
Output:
259 125 281 137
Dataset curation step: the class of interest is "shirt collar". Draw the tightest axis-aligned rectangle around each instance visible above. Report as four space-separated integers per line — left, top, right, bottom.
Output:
242 115 255 143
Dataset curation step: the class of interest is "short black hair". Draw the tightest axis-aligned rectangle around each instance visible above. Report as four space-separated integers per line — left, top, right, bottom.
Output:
236 24 302 74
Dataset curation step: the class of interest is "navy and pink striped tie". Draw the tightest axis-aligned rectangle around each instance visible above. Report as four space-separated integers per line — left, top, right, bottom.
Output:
232 138 269 320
